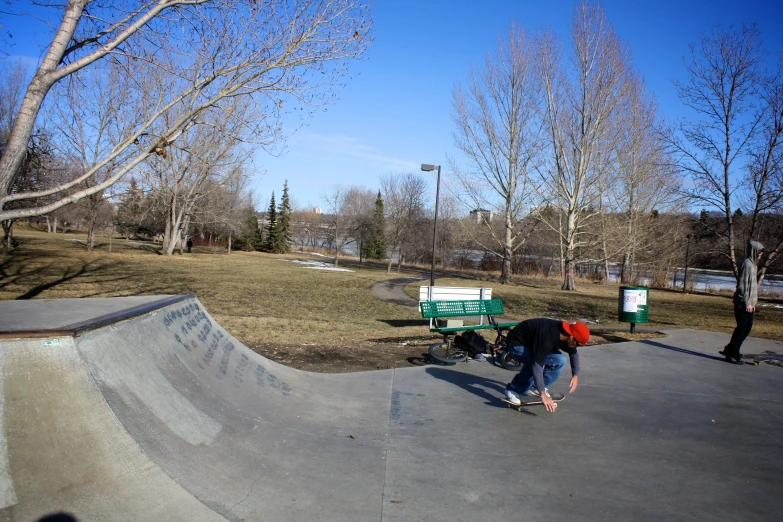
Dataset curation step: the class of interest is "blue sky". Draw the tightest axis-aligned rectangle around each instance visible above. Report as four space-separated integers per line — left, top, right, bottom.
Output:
260 0 783 210
4 1 783 211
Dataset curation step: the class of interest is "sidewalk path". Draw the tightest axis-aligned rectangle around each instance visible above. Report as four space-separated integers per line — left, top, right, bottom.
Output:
370 277 424 309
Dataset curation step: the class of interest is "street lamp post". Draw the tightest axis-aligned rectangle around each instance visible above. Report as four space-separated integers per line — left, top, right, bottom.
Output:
421 164 441 288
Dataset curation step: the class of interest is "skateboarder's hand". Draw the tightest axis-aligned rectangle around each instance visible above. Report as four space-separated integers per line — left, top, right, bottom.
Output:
569 375 579 394
541 393 557 412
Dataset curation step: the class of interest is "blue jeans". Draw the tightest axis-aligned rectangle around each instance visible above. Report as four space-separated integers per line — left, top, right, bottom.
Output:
507 345 566 395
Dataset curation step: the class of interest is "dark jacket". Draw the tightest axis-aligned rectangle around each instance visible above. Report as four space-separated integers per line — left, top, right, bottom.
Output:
506 318 567 366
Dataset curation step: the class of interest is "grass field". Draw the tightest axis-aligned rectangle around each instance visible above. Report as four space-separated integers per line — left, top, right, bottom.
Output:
2 225 781 371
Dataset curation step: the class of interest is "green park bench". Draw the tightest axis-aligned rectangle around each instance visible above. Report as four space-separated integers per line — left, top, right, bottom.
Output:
419 299 519 334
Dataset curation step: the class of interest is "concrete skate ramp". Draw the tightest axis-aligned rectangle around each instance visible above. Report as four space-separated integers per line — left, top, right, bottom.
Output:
1 296 783 521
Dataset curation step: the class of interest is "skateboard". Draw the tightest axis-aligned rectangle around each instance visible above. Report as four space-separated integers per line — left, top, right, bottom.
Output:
720 351 760 365
502 392 566 411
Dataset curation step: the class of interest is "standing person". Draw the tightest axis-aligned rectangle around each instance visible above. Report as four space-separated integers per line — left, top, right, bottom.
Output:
504 318 590 412
720 240 764 365
186 237 193 253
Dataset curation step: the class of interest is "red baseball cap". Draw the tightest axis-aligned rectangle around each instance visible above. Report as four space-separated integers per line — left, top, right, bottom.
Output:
562 321 590 346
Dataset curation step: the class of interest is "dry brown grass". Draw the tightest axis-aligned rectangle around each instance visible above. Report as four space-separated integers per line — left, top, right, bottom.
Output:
403 273 783 342
3 225 781 372
0 227 424 344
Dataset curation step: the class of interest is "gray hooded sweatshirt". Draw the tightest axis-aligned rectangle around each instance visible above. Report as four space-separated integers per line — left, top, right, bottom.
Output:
734 240 764 309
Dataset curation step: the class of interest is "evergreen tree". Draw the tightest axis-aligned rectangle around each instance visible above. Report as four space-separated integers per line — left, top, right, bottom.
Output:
263 192 277 252
274 180 293 253
114 178 144 237
240 210 263 251
364 190 387 260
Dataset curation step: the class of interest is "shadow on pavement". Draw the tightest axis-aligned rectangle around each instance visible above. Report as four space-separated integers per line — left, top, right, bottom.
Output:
640 339 724 362
425 366 507 407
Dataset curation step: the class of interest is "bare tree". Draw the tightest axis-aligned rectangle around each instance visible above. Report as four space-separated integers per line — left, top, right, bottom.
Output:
193 172 253 254
381 173 427 273
669 24 765 278
138 105 252 256
340 187 375 262
291 208 325 250
1 59 31 253
536 1 631 290
0 60 27 140
743 53 783 281
47 62 129 252
611 74 683 283
0 0 371 223
451 23 544 284
320 185 357 267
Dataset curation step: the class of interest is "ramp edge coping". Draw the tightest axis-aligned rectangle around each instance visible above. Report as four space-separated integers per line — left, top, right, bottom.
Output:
0 294 195 339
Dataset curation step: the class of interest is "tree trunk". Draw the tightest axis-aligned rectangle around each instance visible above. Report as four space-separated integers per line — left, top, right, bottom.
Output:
387 245 396 273
561 211 577 291
558 211 565 277
227 230 232 255
87 214 97 252
163 198 187 256
1 220 13 256
501 196 514 284
620 252 629 285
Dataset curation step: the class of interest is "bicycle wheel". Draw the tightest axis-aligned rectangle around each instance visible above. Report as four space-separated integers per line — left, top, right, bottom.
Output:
428 342 468 364
496 349 522 370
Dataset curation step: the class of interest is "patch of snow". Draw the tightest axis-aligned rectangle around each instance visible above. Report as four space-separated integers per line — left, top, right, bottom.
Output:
304 266 354 272
284 259 354 272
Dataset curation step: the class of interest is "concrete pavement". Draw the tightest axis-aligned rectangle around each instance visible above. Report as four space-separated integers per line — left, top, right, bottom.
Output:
0 296 781 521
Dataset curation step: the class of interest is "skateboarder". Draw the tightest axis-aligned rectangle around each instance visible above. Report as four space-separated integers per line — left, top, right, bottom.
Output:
504 319 590 412
720 240 764 364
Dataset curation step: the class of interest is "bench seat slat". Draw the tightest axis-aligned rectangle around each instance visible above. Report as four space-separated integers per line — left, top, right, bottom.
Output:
420 299 505 318
430 321 518 334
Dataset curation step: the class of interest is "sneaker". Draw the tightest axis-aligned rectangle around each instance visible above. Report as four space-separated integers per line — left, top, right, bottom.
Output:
718 349 727 357
505 385 521 406
527 387 551 398
724 356 744 365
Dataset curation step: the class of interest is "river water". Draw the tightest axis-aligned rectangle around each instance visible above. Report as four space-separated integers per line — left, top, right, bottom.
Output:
621 268 783 296
311 241 783 296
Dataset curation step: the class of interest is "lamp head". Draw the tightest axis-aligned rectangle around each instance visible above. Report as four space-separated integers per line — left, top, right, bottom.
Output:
421 164 438 172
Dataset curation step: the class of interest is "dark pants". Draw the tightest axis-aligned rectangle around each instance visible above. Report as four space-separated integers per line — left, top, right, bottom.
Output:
724 305 754 357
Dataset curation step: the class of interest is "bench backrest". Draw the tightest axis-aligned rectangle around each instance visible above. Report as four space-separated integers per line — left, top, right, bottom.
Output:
419 287 493 328
418 286 492 302
420 299 505 319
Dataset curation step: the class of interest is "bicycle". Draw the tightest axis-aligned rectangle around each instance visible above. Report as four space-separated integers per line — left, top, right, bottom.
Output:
428 321 521 370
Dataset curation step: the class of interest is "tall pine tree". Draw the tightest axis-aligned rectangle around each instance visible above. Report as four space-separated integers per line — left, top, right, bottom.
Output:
274 180 293 253
114 178 144 237
263 192 277 252
364 190 387 260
